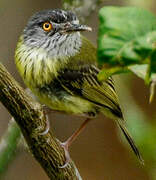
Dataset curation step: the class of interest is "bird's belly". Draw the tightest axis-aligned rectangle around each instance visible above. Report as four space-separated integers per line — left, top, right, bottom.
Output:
31 87 96 115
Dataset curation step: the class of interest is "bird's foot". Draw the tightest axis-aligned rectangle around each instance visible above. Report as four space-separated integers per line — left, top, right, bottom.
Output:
42 105 52 114
59 118 91 168
39 112 50 135
59 141 71 168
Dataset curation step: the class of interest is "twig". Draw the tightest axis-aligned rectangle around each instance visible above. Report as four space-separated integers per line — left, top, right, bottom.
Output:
62 0 102 22
0 118 21 177
0 62 82 180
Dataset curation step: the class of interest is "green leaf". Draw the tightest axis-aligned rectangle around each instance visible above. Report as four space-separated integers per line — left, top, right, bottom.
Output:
98 6 156 84
128 64 156 102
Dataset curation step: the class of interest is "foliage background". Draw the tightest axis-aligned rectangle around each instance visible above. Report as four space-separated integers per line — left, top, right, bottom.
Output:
0 0 156 179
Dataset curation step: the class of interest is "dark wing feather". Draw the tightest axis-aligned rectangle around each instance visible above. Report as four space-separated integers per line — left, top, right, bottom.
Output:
57 65 143 163
57 65 123 118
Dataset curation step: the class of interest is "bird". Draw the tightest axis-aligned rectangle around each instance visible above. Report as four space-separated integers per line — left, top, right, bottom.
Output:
15 9 143 167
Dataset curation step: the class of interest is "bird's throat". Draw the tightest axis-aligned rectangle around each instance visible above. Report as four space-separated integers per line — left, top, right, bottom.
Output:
15 35 82 88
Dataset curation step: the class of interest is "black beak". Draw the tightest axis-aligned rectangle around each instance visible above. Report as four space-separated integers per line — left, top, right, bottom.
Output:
60 23 92 34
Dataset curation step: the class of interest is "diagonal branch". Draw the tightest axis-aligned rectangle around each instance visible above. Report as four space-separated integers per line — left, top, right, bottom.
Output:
0 118 21 177
0 62 82 180
62 0 102 22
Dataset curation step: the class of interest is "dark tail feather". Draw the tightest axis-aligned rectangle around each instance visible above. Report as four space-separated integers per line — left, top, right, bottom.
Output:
117 119 144 165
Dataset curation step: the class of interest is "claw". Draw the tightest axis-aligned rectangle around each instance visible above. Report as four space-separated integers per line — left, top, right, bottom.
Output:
58 118 91 168
39 115 50 135
59 142 71 168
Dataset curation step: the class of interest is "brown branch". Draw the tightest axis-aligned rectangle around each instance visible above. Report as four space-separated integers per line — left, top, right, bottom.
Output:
62 0 102 22
0 62 82 180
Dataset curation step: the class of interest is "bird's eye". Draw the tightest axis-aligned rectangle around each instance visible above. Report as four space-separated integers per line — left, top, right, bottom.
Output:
43 22 52 31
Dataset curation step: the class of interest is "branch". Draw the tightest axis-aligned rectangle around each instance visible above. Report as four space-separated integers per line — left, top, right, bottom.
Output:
62 0 102 22
0 119 21 177
0 62 82 180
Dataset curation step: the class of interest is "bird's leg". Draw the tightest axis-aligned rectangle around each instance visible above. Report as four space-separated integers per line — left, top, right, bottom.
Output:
59 118 91 168
39 109 50 135
40 105 68 135
39 105 63 135
40 105 92 168
40 105 72 135
40 105 66 135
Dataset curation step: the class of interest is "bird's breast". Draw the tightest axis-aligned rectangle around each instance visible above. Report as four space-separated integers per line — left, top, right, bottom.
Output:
15 41 70 88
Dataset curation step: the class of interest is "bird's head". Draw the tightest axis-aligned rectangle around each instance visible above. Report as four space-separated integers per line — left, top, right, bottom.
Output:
22 9 92 58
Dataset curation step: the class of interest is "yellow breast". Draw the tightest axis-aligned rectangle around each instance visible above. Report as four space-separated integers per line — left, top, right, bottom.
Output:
15 36 69 88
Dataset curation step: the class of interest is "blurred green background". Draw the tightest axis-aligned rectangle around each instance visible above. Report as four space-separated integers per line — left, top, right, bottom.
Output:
0 0 156 179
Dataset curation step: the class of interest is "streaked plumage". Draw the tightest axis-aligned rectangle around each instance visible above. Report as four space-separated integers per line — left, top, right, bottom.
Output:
15 9 143 164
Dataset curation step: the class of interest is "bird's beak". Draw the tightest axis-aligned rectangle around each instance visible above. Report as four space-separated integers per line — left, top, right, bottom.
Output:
60 23 92 34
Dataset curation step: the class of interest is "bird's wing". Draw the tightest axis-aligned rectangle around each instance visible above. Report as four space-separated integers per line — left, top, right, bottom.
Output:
57 65 144 164
57 65 123 118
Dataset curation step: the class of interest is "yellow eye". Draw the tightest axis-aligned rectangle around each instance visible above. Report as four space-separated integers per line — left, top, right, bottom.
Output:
43 22 52 31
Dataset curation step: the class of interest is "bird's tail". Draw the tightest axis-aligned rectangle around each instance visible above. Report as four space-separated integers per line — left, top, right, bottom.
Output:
117 118 144 165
